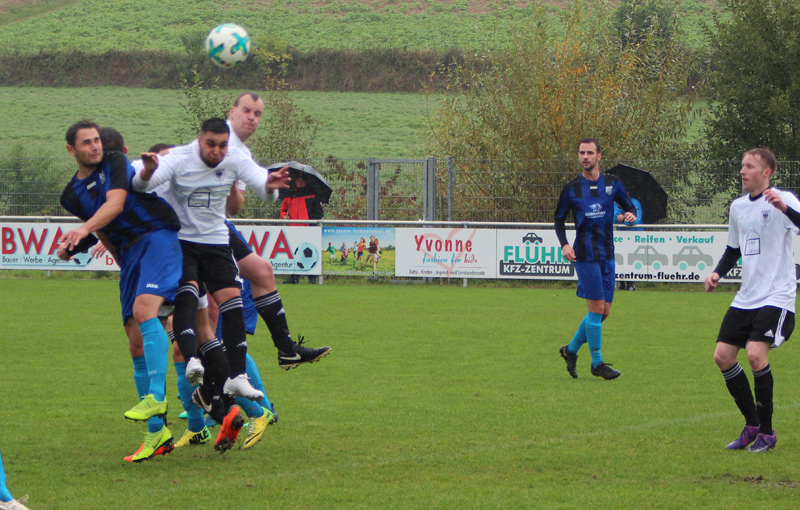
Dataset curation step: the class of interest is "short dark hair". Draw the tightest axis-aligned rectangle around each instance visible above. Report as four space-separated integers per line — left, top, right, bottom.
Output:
233 92 262 107
200 118 230 135
578 137 601 153
148 143 175 154
66 120 100 147
744 148 776 172
99 127 125 152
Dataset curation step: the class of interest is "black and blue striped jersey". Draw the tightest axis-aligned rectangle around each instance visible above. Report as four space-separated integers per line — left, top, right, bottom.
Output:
554 172 634 262
60 151 180 252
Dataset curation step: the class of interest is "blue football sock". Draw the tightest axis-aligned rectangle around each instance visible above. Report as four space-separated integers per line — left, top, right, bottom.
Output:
132 356 149 400
235 396 264 418
139 318 169 402
0 449 13 502
585 312 604 367
567 316 588 353
175 361 205 433
244 353 273 410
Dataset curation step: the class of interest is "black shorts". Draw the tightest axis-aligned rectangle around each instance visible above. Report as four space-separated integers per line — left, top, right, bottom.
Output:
227 222 253 262
717 306 795 348
179 240 242 295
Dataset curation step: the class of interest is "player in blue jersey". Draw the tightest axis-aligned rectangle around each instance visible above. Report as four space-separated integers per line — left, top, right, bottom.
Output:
59 120 180 462
554 138 637 380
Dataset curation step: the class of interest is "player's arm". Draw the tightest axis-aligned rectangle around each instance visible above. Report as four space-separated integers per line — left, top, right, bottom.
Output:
226 181 245 216
59 188 127 250
765 188 800 230
132 152 174 191
615 184 637 223
96 230 121 267
705 245 741 292
554 187 575 262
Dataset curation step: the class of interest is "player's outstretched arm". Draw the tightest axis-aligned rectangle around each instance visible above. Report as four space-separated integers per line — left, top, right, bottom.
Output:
59 189 126 250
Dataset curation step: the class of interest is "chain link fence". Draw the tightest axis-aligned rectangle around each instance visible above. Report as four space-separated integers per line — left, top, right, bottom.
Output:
3 155 800 224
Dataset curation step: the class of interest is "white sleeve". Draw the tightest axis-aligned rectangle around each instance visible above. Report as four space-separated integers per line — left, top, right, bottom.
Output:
233 153 271 201
727 204 740 249
131 153 176 192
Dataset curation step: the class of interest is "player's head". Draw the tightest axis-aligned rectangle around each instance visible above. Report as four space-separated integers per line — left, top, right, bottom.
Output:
577 137 602 173
229 92 264 143
66 120 103 169
148 143 175 156
741 148 776 194
198 118 230 167
99 127 127 154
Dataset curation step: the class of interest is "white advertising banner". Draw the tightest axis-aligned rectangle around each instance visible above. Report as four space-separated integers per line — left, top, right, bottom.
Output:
231 225 322 275
395 227 497 278
496 229 575 279
0 222 119 270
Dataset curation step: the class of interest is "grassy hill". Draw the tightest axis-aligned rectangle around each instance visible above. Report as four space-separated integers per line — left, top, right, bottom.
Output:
0 0 717 53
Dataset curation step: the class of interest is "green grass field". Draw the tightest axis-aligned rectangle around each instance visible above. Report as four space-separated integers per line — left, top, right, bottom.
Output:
2 279 800 509
0 86 432 159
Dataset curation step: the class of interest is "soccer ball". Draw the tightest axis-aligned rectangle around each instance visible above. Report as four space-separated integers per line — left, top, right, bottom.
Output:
293 243 319 272
205 23 251 68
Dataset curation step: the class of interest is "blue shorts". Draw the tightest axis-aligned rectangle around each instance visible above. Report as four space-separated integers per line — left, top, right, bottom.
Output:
575 259 616 303
119 229 182 325
216 278 259 338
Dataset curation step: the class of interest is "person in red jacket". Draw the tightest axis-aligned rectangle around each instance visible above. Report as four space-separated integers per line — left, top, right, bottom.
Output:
281 175 324 283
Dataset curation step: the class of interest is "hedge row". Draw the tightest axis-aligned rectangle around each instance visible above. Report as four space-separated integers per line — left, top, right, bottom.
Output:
0 47 475 92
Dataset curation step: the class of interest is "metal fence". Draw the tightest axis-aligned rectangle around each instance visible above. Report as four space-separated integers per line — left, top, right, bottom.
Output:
3 155 800 225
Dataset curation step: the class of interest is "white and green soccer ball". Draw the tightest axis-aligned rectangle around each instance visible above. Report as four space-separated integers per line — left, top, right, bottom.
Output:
205 23 251 68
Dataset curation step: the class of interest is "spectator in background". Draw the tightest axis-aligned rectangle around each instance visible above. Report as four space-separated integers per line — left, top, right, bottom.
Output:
280 174 324 284
614 192 642 291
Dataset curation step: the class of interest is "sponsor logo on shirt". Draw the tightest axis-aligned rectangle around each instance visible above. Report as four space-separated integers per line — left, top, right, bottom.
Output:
586 203 604 219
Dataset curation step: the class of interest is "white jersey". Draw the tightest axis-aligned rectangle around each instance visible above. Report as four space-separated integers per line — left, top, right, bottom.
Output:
226 120 279 199
132 140 272 244
728 188 800 311
131 158 171 197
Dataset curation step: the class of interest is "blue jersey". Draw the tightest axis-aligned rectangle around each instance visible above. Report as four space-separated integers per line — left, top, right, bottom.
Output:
60 151 180 253
554 172 634 262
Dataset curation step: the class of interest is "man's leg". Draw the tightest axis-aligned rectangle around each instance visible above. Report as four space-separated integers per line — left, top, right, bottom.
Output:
238 253 330 369
714 338 759 450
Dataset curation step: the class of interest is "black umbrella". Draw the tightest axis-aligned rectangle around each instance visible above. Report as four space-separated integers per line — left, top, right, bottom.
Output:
606 164 668 224
267 161 332 204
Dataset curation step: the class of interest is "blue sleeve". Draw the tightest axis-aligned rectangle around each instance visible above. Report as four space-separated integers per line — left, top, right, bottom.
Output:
554 185 572 247
613 181 634 214
627 198 642 226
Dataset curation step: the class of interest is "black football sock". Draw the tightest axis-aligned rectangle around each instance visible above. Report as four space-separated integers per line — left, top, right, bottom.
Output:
198 338 230 393
173 284 200 360
253 291 296 354
753 365 774 435
722 363 758 427
219 297 248 375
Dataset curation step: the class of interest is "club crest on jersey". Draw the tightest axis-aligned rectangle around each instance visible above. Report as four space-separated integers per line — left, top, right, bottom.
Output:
213 168 225 182
99 172 106 185
605 185 613 195
761 210 771 225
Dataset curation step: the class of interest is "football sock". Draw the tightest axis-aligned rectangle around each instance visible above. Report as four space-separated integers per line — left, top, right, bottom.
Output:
236 396 264 418
245 353 272 410
0 449 13 502
567 316 588 353
173 284 200 360
722 363 758 427
585 312 603 367
753 364 774 435
253 292 296 353
174 361 205 433
198 338 230 394
219 297 248 375
132 356 149 400
139 318 168 402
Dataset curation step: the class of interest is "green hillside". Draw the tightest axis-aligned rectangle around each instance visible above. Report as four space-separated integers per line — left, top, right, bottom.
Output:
0 0 717 53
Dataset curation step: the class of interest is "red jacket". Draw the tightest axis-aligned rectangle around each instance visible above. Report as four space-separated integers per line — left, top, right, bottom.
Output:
280 187 324 226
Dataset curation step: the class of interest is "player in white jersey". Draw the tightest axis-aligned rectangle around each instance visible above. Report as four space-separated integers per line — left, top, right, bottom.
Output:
705 148 800 453
224 92 331 370
133 117 290 451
